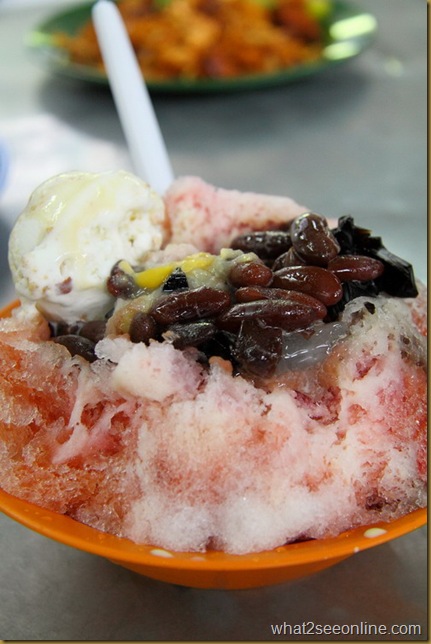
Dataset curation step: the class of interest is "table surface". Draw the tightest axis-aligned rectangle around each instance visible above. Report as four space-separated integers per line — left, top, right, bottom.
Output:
0 0 427 640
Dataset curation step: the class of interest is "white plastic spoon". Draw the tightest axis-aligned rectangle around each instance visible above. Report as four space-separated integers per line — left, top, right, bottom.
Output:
92 0 174 194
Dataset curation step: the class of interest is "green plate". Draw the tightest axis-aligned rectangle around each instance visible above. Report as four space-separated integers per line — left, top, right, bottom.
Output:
26 0 377 94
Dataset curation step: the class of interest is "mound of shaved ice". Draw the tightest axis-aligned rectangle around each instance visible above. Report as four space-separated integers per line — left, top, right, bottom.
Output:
0 288 426 554
0 175 427 554
165 176 308 252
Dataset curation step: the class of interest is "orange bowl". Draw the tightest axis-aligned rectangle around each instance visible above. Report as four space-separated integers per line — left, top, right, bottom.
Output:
0 301 427 589
0 487 426 589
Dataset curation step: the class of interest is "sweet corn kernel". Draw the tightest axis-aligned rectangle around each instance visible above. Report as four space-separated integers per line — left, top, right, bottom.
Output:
117 259 135 275
180 252 214 273
134 263 175 289
126 253 216 291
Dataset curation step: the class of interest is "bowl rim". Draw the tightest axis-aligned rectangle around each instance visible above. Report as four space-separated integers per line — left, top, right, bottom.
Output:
0 486 426 571
0 300 427 573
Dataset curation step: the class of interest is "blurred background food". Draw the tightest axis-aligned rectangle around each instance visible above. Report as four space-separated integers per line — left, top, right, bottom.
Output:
55 0 324 81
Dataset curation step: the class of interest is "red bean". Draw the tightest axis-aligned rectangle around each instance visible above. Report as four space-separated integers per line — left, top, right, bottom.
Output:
234 285 327 317
228 261 273 287
290 212 340 266
272 266 343 306
235 285 278 303
272 247 306 271
129 312 158 344
150 287 231 325
53 335 97 362
107 261 141 298
230 230 292 259
217 298 326 333
328 255 384 282
79 320 107 344
232 319 282 378
163 321 217 349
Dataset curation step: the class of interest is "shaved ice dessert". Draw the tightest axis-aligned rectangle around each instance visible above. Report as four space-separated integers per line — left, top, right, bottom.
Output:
0 170 427 555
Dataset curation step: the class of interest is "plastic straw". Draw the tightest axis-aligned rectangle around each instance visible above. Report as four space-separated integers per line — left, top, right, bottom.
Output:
92 0 174 193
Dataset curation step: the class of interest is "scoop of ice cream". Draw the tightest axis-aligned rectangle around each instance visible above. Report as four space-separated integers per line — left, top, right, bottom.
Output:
8 170 167 322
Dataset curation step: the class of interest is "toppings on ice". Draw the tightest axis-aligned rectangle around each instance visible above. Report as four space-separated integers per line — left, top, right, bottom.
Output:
52 209 419 380
7 171 420 381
